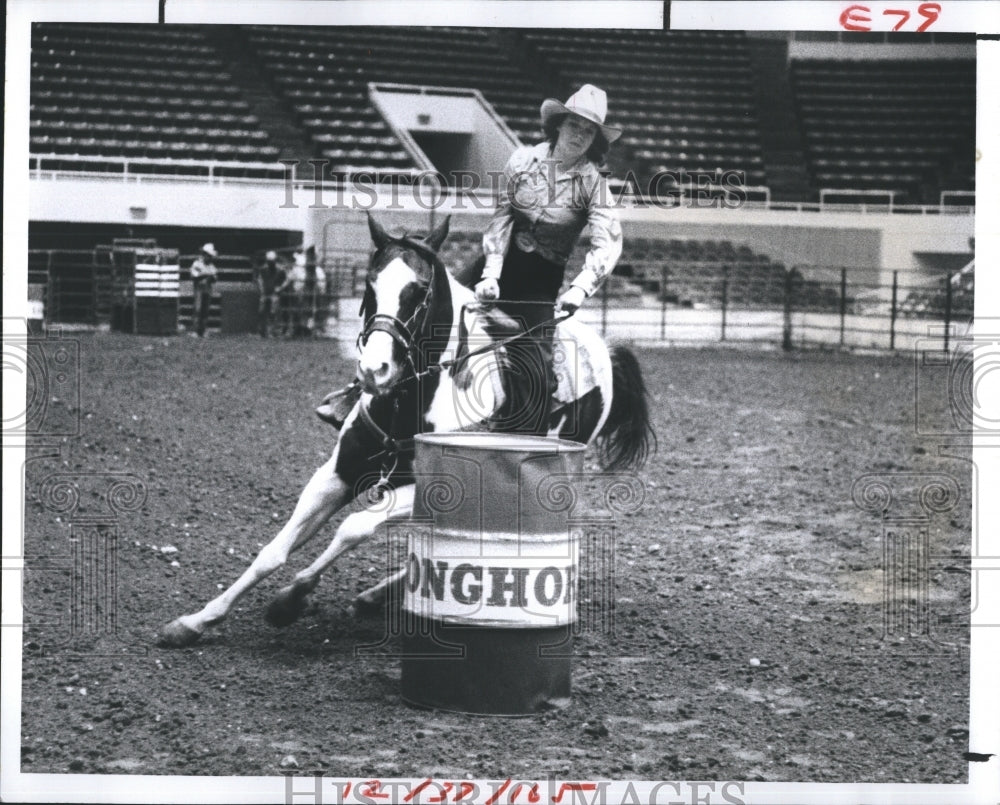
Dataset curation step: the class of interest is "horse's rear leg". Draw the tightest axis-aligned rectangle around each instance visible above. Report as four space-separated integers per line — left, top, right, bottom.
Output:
158 455 350 647
266 484 415 626
351 568 407 618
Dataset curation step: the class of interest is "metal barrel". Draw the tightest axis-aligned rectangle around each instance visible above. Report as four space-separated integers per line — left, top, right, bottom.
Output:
400 432 586 715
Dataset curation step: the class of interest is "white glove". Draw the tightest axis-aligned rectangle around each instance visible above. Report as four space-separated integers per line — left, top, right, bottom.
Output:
475 278 500 302
557 286 587 315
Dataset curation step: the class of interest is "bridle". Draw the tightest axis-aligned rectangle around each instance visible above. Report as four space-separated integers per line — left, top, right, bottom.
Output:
355 234 444 498
354 232 571 500
358 235 443 381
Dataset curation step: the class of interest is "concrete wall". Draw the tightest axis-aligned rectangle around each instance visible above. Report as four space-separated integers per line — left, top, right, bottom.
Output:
29 174 311 233
30 175 975 279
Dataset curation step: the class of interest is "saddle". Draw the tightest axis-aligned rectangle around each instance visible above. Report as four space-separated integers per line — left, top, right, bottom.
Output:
315 308 598 430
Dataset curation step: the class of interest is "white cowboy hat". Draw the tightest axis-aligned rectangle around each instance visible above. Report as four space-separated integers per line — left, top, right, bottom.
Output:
540 84 622 143
201 243 218 257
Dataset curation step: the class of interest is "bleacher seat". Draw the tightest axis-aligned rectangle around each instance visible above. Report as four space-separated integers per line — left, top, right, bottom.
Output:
30 23 278 164
521 30 767 192
791 59 974 204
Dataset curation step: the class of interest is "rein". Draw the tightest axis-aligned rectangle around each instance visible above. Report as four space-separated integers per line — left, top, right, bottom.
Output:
356 234 570 496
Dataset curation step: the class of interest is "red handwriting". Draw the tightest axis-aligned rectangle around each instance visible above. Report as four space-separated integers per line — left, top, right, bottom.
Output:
428 782 454 803
882 7 911 29
840 3 872 29
404 779 433 803
551 783 600 803
359 779 389 800
484 779 511 805
915 2 941 31
840 3 941 31
508 782 541 803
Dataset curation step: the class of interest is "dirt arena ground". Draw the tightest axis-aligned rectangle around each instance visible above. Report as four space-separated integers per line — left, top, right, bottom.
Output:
18 332 971 782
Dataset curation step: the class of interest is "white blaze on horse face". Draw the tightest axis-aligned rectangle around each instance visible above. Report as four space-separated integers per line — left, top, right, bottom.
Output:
358 257 419 392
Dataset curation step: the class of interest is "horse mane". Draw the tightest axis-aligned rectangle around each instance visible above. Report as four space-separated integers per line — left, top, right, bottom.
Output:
448 253 486 291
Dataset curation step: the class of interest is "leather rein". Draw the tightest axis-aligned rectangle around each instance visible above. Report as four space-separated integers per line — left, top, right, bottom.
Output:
354 235 568 498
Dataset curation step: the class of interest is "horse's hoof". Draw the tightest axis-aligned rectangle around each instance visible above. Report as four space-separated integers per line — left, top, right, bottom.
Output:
157 619 202 648
349 593 387 619
265 585 309 627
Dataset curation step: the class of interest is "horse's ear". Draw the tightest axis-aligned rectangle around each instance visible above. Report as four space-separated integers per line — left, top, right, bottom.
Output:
425 215 450 252
367 212 391 250
360 284 375 320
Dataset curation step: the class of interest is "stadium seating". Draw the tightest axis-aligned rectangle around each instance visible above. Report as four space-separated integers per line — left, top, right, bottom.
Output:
28 25 974 208
790 59 975 204
30 24 279 163
433 230 812 310
521 30 768 189
242 25 545 175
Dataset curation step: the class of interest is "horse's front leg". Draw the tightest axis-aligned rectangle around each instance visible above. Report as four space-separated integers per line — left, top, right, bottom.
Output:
157 454 352 647
265 484 415 627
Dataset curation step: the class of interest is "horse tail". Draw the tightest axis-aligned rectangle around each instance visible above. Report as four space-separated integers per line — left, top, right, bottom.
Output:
595 345 657 472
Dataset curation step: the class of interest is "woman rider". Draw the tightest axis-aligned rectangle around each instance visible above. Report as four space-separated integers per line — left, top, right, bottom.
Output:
316 84 623 434
474 83 624 435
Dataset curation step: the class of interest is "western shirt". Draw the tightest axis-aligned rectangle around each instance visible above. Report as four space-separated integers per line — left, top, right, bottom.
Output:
481 142 623 297
190 257 217 287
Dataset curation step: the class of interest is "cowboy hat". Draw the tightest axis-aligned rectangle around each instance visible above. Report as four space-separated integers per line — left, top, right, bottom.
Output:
201 243 218 257
540 84 622 143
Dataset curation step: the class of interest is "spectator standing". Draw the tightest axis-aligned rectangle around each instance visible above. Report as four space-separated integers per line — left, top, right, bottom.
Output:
283 247 309 337
190 243 218 337
256 250 285 337
312 253 329 336
303 245 318 335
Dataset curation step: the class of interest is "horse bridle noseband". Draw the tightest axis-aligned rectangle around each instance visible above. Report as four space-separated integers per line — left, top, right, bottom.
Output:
355 233 571 499
358 235 443 380
355 235 444 497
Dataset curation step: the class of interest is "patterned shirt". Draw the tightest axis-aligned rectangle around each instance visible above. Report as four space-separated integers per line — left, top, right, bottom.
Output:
189 257 217 287
482 142 623 297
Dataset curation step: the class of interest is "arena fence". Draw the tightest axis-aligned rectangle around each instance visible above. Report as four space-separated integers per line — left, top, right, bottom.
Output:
321 252 972 353
29 246 335 337
570 261 974 352
28 246 972 352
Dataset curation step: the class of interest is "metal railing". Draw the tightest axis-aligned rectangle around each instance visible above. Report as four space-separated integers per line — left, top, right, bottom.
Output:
28 154 975 215
574 262 974 352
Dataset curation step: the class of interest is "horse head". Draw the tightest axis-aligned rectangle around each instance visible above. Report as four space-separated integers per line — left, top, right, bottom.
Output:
357 212 452 394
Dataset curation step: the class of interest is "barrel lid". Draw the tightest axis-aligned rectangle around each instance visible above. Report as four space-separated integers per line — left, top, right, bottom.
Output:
415 432 585 453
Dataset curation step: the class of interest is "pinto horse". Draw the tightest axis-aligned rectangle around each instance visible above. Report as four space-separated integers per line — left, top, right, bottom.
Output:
158 213 654 648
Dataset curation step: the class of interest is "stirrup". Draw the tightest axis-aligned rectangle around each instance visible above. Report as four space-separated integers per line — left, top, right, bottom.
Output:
315 381 362 428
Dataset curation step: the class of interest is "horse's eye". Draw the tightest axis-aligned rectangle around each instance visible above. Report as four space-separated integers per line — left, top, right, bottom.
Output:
402 282 428 307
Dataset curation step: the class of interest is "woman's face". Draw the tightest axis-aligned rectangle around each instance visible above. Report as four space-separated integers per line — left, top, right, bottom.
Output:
555 115 598 161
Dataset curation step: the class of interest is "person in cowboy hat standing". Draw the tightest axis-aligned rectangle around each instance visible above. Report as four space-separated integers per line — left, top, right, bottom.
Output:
474 83 624 435
190 243 218 338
